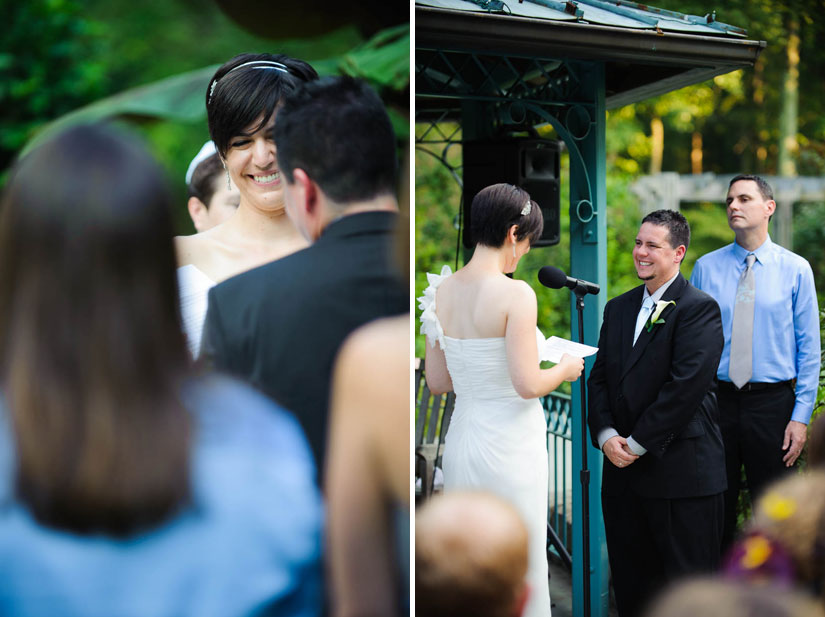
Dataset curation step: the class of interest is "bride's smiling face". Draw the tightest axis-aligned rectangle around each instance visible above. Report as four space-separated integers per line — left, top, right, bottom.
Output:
223 112 284 212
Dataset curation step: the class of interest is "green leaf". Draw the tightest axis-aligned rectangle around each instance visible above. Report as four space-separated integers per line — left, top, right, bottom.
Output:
20 65 218 156
337 24 410 90
19 23 410 159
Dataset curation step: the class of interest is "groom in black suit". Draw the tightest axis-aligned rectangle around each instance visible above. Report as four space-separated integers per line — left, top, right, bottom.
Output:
587 210 726 617
201 77 407 469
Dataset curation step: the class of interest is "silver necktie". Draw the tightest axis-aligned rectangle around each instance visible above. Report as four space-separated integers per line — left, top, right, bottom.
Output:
729 253 756 388
633 296 655 346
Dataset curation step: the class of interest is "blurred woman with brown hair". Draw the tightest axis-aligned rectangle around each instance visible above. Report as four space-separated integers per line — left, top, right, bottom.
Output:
0 123 322 617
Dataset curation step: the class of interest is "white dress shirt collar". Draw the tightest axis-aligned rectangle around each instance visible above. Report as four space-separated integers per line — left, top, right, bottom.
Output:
642 271 679 305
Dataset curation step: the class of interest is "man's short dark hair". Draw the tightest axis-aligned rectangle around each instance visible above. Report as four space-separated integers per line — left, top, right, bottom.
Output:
729 174 774 201
274 76 397 204
641 209 690 252
470 183 544 248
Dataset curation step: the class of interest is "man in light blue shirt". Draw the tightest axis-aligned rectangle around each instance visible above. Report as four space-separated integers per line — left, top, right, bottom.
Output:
691 174 821 550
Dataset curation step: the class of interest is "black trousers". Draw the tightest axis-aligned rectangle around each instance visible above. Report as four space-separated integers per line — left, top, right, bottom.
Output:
602 491 724 617
717 382 796 551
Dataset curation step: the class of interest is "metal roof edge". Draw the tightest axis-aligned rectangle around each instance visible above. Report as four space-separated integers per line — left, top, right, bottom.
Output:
416 6 765 68
605 66 732 108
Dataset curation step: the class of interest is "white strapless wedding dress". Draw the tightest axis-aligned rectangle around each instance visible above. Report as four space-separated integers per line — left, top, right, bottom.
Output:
419 265 551 617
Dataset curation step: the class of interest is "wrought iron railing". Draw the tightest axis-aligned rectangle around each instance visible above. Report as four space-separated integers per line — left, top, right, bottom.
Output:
543 391 573 568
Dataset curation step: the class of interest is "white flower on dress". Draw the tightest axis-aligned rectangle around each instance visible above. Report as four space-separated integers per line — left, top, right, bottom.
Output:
417 265 452 349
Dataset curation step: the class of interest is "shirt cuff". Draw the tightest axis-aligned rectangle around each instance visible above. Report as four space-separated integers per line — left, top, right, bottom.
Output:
626 436 647 456
597 428 619 450
791 403 812 425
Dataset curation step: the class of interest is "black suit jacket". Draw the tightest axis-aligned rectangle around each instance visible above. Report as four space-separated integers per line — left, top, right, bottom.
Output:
587 273 726 499
201 211 407 468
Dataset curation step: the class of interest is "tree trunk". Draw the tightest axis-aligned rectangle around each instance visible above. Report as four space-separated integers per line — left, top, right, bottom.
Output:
778 17 799 177
650 116 663 175
691 131 702 174
776 14 799 249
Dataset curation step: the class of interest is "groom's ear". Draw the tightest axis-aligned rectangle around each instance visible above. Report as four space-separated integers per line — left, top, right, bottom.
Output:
291 168 318 214
674 244 686 264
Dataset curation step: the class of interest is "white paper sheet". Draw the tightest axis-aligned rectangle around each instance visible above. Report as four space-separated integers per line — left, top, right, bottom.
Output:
541 336 599 364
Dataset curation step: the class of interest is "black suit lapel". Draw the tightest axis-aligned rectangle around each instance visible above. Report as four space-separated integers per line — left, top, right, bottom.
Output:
620 273 687 381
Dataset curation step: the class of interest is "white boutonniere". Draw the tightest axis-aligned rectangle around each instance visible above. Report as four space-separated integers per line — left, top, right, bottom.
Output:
646 300 675 332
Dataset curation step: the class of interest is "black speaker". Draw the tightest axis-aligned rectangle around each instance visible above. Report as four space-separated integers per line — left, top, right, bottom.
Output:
462 139 561 249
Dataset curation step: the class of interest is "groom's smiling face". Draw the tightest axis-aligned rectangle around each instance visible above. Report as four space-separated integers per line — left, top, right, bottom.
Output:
633 222 685 292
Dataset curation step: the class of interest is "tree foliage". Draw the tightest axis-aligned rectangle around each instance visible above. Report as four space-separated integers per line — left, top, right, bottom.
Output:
1 0 107 176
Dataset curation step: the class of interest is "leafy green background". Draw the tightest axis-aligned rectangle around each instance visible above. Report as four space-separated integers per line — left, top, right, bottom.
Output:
2 0 409 234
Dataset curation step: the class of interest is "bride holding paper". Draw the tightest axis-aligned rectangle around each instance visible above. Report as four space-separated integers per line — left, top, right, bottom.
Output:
418 183 584 617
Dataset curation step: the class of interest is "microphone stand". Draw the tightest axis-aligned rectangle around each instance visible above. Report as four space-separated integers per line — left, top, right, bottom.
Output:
572 283 592 617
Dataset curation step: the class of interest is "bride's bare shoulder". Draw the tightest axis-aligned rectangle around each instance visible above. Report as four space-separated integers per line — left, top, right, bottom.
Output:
503 277 537 311
490 272 535 297
174 226 226 268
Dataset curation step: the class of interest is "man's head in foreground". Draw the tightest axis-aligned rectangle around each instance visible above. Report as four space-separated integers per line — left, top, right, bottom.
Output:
415 491 530 617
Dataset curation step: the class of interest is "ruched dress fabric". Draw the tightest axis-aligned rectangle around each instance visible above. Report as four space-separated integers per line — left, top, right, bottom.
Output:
177 264 216 358
419 266 551 617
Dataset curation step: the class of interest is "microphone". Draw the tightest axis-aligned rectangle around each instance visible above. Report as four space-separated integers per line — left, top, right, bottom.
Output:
538 266 600 296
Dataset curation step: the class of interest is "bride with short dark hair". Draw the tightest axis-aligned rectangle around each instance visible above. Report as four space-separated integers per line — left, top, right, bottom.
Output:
419 183 584 617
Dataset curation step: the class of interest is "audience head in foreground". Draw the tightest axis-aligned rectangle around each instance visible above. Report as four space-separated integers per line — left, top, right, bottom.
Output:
0 123 190 536
0 123 322 617
416 491 530 617
645 578 825 617
723 470 825 591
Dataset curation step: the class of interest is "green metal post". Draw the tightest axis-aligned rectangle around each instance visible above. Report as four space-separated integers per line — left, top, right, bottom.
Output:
567 61 610 617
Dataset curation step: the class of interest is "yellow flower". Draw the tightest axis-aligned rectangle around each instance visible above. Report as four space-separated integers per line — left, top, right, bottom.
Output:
760 492 796 521
741 534 773 569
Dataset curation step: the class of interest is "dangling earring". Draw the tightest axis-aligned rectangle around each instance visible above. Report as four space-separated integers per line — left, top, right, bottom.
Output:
513 242 517 258
222 160 231 190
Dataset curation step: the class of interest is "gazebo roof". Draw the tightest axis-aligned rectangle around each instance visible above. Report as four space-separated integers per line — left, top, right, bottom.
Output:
416 0 765 108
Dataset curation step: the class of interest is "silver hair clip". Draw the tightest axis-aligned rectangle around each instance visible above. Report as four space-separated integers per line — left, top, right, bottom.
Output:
521 200 532 216
208 61 290 106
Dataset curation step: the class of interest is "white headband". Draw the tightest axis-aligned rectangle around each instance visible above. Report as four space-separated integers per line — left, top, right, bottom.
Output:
226 60 289 75
208 60 290 105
